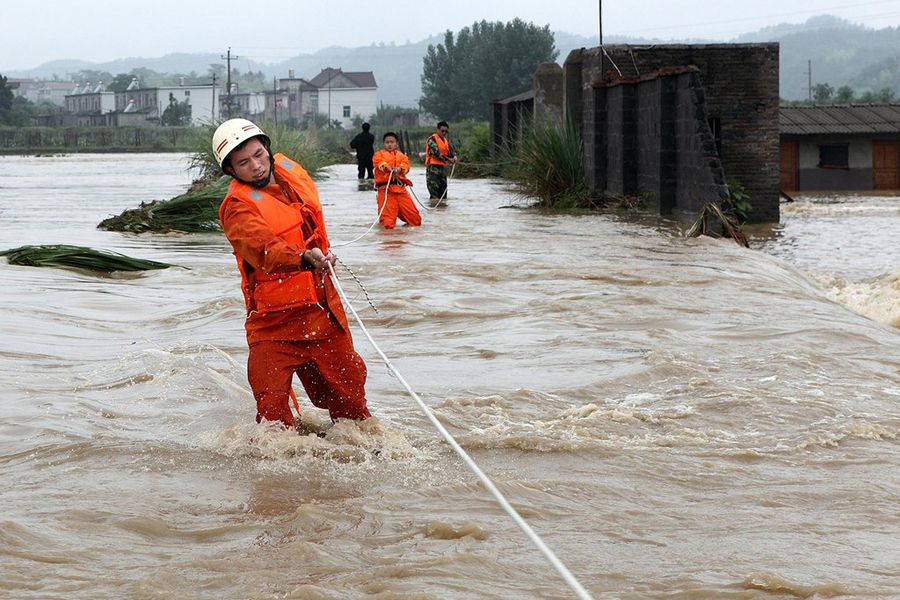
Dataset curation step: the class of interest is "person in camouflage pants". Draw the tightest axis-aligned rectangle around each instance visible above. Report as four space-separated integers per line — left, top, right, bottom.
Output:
424 121 457 200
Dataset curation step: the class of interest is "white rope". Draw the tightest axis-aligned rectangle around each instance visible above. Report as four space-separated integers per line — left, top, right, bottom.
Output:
416 161 456 211
326 262 594 600
331 170 394 248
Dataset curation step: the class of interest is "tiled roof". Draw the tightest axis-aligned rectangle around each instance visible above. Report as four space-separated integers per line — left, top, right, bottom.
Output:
309 68 376 89
780 104 900 135
494 89 534 104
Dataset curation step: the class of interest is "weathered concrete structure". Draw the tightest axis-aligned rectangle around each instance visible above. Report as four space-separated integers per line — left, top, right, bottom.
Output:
492 43 781 223
586 66 731 220
567 43 780 223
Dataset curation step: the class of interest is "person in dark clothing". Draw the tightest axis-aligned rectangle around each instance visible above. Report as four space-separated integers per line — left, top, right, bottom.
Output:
349 122 375 180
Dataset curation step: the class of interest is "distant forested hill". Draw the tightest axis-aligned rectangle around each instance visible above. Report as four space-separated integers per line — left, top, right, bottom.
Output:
7 16 898 108
734 15 900 100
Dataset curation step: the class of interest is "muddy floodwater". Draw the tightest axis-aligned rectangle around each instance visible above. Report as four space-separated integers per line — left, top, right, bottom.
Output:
1 153 898 599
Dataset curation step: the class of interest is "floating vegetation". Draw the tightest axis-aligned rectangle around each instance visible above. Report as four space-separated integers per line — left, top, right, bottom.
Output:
98 177 229 233
0 245 173 272
686 202 750 248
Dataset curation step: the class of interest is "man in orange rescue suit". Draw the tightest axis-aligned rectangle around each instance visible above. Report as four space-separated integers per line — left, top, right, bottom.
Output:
213 118 371 429
424 120 458 200
372 131 422 229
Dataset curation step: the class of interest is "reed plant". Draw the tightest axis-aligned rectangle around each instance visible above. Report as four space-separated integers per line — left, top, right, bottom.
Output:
101 122 352 233
0 245 172 272
501 118 590 209
187 122 344 184
98 178 229 233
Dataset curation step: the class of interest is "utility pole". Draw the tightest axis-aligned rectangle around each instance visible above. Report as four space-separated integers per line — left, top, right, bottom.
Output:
808 59 812 103
211 73 217 122
273 76 278 128
221 47 239 117
599 0 604 80
599 0 603 45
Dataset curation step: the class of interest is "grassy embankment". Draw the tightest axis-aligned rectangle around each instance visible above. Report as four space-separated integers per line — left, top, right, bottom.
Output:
0 126 197 154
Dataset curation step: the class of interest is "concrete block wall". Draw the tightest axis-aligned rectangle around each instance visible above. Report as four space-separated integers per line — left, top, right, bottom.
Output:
588 67 728 219
674 71 730 218
534 62 564 125
565 43 780 223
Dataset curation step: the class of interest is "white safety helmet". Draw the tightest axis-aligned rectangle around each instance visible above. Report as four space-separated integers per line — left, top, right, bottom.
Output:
211 118 270 170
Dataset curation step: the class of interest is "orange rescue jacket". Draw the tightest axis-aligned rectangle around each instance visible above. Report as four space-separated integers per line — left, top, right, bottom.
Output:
425 133 452 166
218 153 330 315
373 148 412 190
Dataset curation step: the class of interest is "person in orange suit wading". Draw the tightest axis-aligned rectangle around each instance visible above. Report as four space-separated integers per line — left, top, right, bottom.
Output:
372 131 422 229
213 118 371 431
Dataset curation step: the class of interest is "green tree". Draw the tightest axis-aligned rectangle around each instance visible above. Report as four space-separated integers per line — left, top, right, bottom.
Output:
370 103 411 127
859 88 896 103
834 86 855 103
109 73 135 92
161 92 191 126
0 74 13 114
812 83 834 103
420 19 557 121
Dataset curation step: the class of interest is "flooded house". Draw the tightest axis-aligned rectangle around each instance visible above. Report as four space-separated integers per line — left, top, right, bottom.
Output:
779 104 900 192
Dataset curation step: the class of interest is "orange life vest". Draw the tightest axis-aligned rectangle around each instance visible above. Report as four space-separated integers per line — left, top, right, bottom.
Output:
218 153 330 315
425 133 451 166
373 149 413 190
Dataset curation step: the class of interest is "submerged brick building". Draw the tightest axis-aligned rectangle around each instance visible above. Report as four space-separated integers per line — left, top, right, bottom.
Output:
493 43 781 223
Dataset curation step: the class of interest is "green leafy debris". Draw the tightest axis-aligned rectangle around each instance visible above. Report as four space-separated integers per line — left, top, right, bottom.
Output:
98 177 229 233
0 245 173 272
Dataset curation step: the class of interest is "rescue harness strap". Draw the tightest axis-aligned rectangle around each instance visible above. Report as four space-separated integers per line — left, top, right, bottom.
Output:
326 261 594 600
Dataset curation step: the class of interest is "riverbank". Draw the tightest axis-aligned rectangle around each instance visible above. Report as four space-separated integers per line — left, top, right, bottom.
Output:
0 125 196 153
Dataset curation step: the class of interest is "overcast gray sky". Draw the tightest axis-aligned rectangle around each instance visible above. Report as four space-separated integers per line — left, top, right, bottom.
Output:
4 0 899 71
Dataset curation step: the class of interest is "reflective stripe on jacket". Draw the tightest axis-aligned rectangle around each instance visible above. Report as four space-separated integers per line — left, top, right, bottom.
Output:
425 133 451 166
218 153 329 315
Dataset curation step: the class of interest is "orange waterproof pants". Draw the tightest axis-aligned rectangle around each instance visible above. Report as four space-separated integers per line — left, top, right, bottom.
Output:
247 327 370 427
378 187 421 229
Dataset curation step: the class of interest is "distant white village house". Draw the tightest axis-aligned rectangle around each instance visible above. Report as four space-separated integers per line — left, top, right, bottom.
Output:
8 78 74 106
60 76 216 127
225 67 378 128
308 67 377 128
64 81 116 126
49 67 376 128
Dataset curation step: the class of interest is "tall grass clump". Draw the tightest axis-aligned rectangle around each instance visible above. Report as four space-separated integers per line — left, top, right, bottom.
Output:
502 118 590 209
101 122 350 233
187 122 343 184
0 245 172 272
98 177 230 233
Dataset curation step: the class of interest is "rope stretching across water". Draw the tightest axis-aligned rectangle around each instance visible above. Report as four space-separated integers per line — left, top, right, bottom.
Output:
331 170 395 248
410 161 456 211
326 262 594 600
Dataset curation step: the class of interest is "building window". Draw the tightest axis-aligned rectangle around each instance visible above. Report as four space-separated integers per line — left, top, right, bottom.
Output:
818 144 849 169
184 90 190 97
343 105 351 118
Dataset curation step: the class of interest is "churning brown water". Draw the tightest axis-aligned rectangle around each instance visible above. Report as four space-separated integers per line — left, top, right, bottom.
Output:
1 153 898 599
